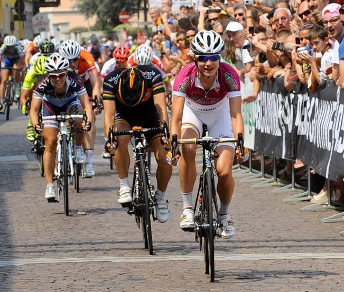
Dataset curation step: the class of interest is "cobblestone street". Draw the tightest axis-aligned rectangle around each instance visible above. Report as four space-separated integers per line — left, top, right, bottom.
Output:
1 107 344 291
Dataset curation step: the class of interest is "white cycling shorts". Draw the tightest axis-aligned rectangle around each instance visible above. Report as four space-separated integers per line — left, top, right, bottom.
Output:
181 102 235 148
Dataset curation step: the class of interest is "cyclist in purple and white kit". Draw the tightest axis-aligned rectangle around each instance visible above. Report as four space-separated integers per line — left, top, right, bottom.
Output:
170 30 244 239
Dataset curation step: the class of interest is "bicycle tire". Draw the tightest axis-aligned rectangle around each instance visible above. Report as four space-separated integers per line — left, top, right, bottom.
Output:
110 154 114 170
38 135 45 177
74 164 80 193
140 157 153 255
62 135 69 216
205 168 215 282
5 83 11 121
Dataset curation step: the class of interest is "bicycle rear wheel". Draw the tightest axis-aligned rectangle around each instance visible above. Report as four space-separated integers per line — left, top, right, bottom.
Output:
61 135 69 216
139 157 153 255
204 169 215 282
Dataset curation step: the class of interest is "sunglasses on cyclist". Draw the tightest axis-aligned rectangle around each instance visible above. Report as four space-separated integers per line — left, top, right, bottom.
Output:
299 10 311 19
186 34 196 39
69 57 79 63
196 55 221 62
49 71 67 79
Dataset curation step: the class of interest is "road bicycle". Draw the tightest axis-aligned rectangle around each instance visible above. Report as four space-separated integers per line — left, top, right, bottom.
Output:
32 113 45 177
42 113 88 216
0 67 22 120
171 127 244 282
109 121 169 255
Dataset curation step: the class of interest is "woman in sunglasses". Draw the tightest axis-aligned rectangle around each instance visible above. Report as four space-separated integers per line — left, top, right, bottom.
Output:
29 53 93 202
170 30 244 239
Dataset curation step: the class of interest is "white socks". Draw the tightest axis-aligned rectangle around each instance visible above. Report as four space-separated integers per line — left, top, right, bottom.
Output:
85 149 94 164
182 192 193 209
119 177 130 189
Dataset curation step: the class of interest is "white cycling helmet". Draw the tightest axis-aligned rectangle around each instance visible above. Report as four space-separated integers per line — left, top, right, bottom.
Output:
134 44 153 65
59 40 81 59
51 38 61 52
44 53 70 72
33 35 42 48
21 39 31 50
4 35 17 46
190 30 225 56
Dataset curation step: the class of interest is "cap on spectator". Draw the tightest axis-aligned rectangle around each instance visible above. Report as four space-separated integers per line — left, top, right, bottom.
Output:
218 10 228 19
225 21 244 32
322 3 341 19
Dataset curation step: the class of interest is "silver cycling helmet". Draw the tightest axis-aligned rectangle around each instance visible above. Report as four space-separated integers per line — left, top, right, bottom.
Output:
59 40 81 59
190 30 225 56
33 35 42 48
44 53 70 72
4 35 17 46
134 44 153 65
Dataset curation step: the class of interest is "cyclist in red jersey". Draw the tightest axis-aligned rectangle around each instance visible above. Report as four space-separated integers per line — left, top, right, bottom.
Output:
60 40 102 178
170 31 244 239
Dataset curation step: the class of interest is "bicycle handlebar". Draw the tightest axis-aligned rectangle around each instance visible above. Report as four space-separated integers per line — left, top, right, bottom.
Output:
171 132 245 157
42 114 86 122
110 120 170 142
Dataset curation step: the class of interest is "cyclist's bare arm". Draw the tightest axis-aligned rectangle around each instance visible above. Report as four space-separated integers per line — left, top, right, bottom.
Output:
229 96 244 139
78 92 94 125
170 95 185 140
29 96 42 130
24 50 32 68
103 99 116 139
153 91 170 128
89 69 102 100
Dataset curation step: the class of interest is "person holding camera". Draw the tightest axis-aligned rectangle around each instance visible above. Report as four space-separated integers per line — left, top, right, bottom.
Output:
225 21 254 82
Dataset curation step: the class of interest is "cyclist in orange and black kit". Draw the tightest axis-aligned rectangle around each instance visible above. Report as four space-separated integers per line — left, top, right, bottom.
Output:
59 40 102 178
24 35 42 70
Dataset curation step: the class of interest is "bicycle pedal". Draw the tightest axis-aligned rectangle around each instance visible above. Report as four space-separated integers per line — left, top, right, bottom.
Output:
47 198 59 203
121 202 132 208
181 227 195 233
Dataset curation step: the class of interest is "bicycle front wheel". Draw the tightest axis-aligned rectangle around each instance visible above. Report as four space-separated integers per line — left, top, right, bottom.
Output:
204 168 215 282
139 157 153 255
38 135 45 177
61 135 69 216
4 83 12 120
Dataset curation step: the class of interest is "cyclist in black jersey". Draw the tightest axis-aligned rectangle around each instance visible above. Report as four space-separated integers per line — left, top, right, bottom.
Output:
29 53 94 202
103 66 172 223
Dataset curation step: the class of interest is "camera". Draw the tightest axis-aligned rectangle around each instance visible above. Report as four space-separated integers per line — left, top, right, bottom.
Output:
249 27 255 34
295 37 300 45
244 0 254 5
272 42 284 51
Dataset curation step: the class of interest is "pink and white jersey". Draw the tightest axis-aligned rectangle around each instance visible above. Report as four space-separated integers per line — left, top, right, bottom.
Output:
173 62 241 112
101 58 118 78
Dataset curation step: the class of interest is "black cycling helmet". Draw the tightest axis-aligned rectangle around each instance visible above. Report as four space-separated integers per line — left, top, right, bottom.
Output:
90 34 98 45
39 40 55 55
118 68 147 107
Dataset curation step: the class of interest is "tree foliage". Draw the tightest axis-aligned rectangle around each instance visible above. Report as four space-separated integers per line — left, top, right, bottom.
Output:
74 0 146 29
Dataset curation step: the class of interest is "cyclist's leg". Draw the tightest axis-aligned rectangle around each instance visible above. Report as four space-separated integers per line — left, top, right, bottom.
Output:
151 136 172 192
13 59 21 82
151 135 172 223
43 126 59 184
214 145 235 204
83 81 96 176
0 66 9 108
113 119 131 178
179 104 202 194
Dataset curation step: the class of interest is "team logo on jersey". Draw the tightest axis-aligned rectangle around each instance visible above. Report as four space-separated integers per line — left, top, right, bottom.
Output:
224 73 238 91
108 73 120 85
142 70 156 80
178 76 193 93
